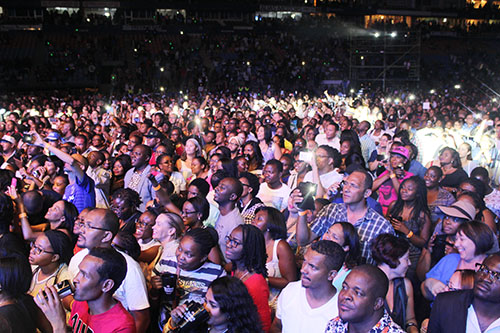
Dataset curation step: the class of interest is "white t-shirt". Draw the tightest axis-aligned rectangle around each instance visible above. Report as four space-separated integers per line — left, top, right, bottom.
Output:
257 182 292 211
315 134 340 151
215 207 244 261
68 248 150 311
466 304 500 333
304 169 343 192
276 281 339 333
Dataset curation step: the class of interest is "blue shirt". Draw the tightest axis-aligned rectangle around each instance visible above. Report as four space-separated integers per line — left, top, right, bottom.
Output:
426 253 460 285
63 174 96 213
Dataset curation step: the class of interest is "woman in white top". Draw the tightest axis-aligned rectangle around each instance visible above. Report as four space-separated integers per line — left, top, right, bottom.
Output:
28 230 73 297
176 138 203 181
251 206 297 305
458 142 478 176
151 213 185 268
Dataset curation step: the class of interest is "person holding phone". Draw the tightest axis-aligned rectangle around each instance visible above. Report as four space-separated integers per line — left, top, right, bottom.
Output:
303 145 343 199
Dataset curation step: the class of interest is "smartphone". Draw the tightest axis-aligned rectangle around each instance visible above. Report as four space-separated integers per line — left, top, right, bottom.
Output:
376 154 385 161
299 151 313 163
11 178 17 189
297 182 317 211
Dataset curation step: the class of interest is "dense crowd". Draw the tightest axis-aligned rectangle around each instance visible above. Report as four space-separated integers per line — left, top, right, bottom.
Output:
0 86 499 333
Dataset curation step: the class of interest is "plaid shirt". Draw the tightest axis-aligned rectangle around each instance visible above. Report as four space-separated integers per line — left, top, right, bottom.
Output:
325 310 405 333
311 203 394 264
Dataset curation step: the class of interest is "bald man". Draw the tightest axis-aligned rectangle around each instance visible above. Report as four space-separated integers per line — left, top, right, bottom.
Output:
34 132 95 212
325 265 405 333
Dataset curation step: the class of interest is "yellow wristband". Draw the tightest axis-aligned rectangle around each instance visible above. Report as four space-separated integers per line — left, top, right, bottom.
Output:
165 317 177 332
406 231 414 239
298 210 309 216
390 174 396 179
18 213 28 219
153 185 161 191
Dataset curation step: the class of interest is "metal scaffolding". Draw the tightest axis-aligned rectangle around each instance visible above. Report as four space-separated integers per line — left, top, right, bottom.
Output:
349 29 421 90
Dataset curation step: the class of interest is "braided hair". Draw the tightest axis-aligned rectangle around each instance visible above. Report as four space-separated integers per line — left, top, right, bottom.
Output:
233 224 268 277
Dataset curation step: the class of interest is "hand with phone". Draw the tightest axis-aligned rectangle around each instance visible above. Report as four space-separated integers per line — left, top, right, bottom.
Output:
34 285 67 332
287 189 303 214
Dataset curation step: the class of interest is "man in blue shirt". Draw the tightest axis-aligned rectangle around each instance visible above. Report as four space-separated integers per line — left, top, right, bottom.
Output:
33 132 95 212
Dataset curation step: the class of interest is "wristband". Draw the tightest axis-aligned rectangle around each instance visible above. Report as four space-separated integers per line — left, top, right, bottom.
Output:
406 231 414 239
153 185 161 191
166 317 177 332
298 210 309 217
19 212 28 219
390 174 396 179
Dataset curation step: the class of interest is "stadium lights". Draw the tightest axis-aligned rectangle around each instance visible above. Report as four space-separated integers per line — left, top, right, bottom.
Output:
350 89 355 93
160 87 164 92
454 84 461 89
301 61 306 66
493 98 497 102
409 94 415 100
160 67 164 72
390 32 397 38
430 89 435 94
373 32 381 38
247 61 251 66
180 31 184 35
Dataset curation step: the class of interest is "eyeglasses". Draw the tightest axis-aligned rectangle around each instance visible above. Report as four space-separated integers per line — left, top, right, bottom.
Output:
476 263 500 282
77 221 111 232
181 210 198 216
225 235 243 247
30 242 55 256
241 183 251 188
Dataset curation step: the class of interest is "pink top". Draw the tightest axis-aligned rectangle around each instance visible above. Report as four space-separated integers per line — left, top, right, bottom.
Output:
377 170 413 215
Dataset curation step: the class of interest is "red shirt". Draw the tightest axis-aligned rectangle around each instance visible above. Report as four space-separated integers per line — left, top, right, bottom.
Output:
70 300 136 333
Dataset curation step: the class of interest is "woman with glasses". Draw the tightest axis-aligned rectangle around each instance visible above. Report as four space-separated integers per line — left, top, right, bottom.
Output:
225 224 271 332
151 227 225 331
422 221 495 300
134 210 160 265
28 230 73 297
181 196 223 265
371 234 418 333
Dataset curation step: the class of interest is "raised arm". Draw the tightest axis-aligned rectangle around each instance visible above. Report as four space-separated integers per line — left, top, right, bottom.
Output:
33 132 85 182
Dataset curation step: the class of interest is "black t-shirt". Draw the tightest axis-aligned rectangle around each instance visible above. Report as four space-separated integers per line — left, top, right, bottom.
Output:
440 168 468 189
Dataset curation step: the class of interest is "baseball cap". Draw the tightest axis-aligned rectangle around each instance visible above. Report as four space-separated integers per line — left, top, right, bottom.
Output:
46 132 62 141
438 200 476 221
145 128 162 139
390 146 409 160
0 135 16 145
